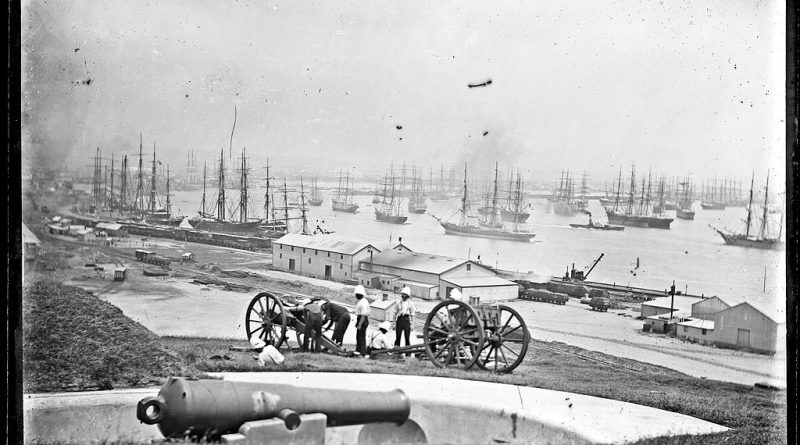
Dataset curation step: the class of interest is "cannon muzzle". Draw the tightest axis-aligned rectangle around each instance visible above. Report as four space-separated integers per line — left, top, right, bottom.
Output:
137 377 411 438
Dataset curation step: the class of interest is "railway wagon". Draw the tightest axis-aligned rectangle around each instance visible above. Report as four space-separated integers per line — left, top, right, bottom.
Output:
134 249 172 266
522 289 568 305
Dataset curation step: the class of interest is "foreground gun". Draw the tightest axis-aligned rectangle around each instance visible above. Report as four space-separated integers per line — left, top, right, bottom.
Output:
137 377 410 438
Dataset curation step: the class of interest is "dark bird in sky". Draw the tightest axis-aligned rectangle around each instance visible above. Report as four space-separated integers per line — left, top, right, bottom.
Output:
468 79 492 88
396 125 403 130
483 131 489 136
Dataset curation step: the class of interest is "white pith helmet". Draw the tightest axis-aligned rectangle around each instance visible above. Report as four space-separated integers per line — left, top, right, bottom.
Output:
401 286 411 297
449 289 463 301
354 284 366 297
378 321 391 331
250 337 266 349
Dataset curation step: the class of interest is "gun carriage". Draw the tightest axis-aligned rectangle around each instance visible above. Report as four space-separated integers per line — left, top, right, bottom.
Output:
245 292 530 373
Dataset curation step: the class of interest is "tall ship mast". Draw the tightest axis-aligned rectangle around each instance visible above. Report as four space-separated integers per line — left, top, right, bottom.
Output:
712 172 782 249
407 165 427 214
191 148 262 235
375 167 408 224
331 170 359 213
307 177 323 206
501 169 530 223
603 165 673 229
553 170 579 216
431 163 535 242
675 176 695 220
701 175 726 210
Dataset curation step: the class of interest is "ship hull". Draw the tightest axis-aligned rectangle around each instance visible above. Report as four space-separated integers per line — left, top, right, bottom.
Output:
375 209 407 224
439 222 535 242
716 231 778 250
500 209 530 224
701 202 726 210
605 211 673 229
676 209 695 220
191 219 262 235
332 201 359 213
308 199 323 206
553 202 578 216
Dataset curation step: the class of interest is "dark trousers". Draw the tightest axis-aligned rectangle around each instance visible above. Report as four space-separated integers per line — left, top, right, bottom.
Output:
356 315 369 356
395 315 411 348
304 314 323 353
332 313 351 345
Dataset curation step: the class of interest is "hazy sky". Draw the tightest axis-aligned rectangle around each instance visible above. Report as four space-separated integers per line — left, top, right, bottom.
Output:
21 0 785 185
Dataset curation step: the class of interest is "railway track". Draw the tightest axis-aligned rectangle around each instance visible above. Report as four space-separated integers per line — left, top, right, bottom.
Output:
527 341 646 373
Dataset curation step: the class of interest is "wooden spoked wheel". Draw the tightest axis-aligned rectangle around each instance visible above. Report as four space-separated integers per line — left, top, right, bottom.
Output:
475 305 530 373
423 300 485 369
245 292 288 349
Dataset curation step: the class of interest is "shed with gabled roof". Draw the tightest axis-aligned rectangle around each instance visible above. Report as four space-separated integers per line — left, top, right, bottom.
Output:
272 234 379 283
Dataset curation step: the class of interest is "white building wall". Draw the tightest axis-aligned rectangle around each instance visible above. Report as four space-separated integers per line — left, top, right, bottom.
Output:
272 243 359 282
677 325 713 345
711 305 778 353
459 285 518 303
691 298 730 320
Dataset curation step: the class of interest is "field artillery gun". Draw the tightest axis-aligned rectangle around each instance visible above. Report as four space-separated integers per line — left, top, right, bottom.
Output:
137 377 410 440
244 292 354 356
244 292 530 372
376 299 531 373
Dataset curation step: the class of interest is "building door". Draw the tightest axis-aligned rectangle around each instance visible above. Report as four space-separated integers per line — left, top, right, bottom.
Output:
289 259 295 271
445 286 454 300
324 265 332 279
737 329 750 348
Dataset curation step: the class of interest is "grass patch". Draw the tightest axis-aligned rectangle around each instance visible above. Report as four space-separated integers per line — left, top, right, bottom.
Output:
22 280 204 392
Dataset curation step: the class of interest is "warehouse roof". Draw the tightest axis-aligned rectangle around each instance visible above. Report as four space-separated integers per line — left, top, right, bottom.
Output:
642 295 704 314
274 233 378 255
678 319 715 330
95 222 123 231
441 276 517 288
368 249 483 275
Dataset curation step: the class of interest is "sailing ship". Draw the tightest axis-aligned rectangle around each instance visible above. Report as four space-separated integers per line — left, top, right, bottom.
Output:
552 170 579 216
191 148 262 235
332 170 359 213
603 167 673 229
375 171 407 224
500 170 530 224
407 167 427 214
307 178 323 206
713 173 782 249
700 176 726 210
432 164 535 242
675 177 695 220
259 158 288 234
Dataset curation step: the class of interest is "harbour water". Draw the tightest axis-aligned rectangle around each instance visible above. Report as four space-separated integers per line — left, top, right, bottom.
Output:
168 183 785 323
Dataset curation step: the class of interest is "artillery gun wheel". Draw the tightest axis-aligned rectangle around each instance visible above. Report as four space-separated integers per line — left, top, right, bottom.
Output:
245 292 288 349
422 300 485 369
475 305 530 373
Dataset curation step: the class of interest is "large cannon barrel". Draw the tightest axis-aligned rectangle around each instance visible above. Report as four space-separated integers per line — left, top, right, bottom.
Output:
137 377 411 438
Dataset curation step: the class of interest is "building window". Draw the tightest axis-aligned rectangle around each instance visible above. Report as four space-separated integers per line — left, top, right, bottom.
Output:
328 252 330 257
303 248 306 253
279 244 282 250
279 253 282 259
291 246 294 252
340 254 343 260
701 329 707 335
315 250 318 255
466 264 471 271
340 264 343 270
308 258 312 264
